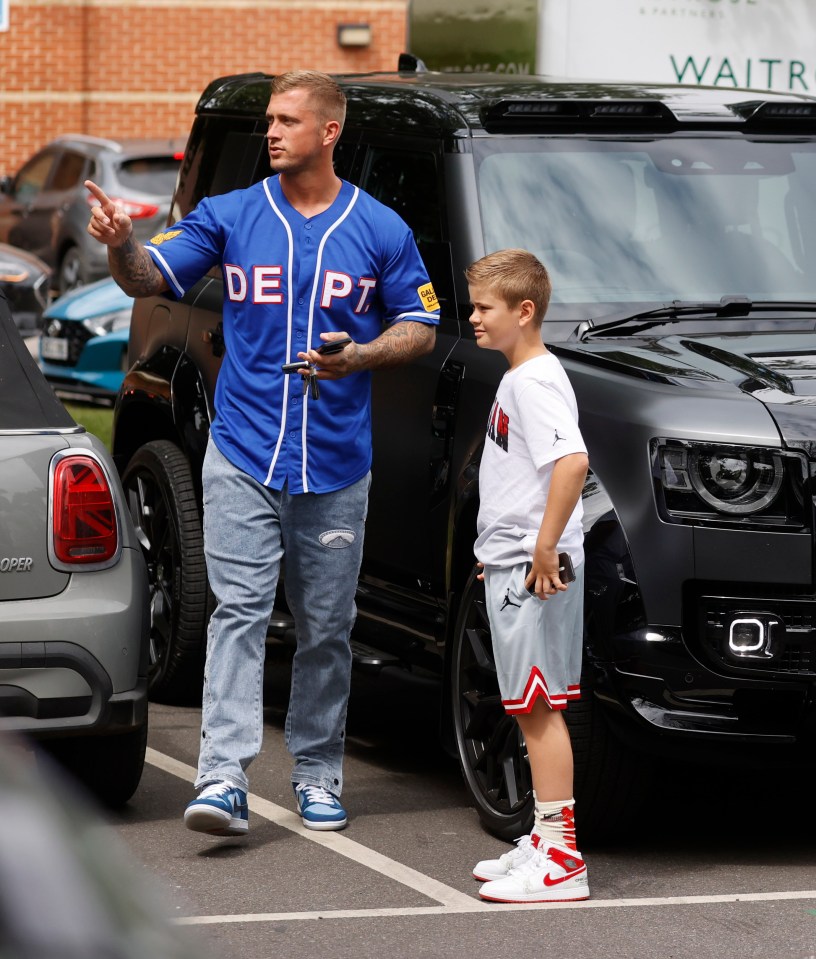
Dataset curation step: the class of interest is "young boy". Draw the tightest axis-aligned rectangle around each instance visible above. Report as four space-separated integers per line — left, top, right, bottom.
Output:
466 249 590 903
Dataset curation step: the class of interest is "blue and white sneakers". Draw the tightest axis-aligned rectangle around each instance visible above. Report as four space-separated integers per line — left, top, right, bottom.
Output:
184 781 249 836
294 783 348 831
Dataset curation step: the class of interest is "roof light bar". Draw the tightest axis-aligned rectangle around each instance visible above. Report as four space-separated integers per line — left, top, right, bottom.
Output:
483 99 676 132
731 100 816 122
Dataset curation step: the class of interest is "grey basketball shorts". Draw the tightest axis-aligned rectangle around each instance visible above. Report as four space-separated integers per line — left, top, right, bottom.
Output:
483 561 584 714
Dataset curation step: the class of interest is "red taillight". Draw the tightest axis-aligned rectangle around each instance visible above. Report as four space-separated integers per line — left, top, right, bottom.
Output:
52 456 118 565
84 192 159 219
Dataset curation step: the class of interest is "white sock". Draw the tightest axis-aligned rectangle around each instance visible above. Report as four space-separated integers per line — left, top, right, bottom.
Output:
533 794 577 850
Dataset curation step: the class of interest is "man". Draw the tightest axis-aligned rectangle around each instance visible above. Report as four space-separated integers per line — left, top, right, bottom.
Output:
86 70 438 834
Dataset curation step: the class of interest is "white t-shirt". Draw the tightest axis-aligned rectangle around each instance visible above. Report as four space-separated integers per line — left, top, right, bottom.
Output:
475 352 587 568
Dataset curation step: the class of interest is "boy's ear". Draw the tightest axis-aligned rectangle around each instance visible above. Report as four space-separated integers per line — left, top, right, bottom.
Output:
518 298 536 326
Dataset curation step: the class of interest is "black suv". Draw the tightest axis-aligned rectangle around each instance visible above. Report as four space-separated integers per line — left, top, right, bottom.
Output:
112 60 816 840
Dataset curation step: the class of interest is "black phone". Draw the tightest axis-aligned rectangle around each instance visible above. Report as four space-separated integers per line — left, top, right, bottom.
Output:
525 552 576 592
281 337 352 373
558 551 576 584
316 336 352 355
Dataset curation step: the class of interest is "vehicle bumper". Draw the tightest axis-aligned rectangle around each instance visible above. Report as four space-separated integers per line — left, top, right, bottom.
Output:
40 336 126 401
0 547 149 737
597 602 816 763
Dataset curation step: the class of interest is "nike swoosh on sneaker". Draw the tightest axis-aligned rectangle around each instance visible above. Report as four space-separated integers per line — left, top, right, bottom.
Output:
542 866 587 887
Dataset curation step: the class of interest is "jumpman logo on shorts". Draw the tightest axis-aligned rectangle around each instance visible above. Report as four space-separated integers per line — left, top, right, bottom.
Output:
500 589 521 611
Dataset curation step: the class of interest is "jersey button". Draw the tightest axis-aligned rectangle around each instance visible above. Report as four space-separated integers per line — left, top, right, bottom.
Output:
305 223 312 231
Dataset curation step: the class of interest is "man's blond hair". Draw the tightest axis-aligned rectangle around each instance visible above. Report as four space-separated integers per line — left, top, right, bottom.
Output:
270 70 347 131
465 249 552 325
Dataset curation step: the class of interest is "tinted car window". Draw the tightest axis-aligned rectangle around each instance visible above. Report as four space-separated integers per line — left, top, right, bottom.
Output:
117 156 181 195
362 145 454 311
14 152 55 203
50 151 86 191
173 119 261 219
364 147 442 244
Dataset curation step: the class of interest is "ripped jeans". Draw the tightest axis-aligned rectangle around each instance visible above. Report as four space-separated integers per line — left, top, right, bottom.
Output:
195 438 369 795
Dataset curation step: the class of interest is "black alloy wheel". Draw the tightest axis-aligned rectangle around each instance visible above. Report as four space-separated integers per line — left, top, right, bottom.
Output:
122 440 208 705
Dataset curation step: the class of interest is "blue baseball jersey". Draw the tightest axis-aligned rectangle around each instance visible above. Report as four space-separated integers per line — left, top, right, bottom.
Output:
145 176 439 494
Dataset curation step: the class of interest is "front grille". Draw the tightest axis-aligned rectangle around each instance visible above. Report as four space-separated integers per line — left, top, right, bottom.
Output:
700 596 816 676
42 323 94 367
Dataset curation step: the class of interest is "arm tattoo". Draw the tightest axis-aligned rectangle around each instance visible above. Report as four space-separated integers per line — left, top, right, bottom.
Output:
357 321 436 370
108 238 168 297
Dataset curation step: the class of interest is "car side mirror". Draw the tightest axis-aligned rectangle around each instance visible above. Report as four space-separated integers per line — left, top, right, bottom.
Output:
0 175 13 195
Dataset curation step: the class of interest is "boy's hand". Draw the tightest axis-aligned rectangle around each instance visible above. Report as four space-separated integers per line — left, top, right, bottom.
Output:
85 179 133 248
525 548 568 600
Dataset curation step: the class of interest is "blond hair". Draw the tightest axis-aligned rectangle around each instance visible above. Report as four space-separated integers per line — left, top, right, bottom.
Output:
465 249 552 325
270 70 347 130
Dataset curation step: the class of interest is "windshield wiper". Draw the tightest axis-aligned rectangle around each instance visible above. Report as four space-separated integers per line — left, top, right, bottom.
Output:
577 296 816 341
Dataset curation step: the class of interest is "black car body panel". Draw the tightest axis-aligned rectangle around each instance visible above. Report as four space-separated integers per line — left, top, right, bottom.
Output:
0 242 51 333
112 65 816 836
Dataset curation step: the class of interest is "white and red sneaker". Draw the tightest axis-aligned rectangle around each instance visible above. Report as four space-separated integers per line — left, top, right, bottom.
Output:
472 832 539 882
478 836 589 903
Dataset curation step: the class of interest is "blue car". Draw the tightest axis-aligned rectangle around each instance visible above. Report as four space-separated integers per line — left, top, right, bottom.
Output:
39 277 133 403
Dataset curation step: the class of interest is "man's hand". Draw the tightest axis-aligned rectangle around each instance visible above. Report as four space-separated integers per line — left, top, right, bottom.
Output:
85 179 132 248
83 179 168 297
299 332 362 380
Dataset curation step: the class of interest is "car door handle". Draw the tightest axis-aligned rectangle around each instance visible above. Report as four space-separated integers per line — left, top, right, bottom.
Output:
202 323 225 357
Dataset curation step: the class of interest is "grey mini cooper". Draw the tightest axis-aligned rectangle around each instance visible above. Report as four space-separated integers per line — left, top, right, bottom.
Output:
0 290 149 805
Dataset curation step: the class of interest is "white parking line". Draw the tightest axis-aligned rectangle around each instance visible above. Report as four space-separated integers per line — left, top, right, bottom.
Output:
147 749 816 926
177 890 816 925
147 747 477 909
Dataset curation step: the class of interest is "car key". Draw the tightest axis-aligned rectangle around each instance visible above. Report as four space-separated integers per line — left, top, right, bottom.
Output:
303 367 320 400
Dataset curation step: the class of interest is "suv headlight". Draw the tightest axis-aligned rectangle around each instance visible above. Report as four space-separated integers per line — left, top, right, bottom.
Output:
81 308 132 338
653 439 807 527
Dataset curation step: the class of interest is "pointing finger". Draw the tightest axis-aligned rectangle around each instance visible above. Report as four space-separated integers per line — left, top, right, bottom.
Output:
84 179 112 208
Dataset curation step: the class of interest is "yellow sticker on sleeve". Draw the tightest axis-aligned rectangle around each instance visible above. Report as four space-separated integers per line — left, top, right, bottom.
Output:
418 282 440 312
149 229 183 246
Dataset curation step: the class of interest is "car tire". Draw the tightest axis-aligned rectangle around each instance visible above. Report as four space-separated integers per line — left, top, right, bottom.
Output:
57 245 86 294
451 568 533 841
45 721 148 808
122 440 208 706
450 567 646 843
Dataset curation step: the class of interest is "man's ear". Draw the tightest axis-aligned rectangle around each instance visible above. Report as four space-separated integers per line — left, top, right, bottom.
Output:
323 119 342 148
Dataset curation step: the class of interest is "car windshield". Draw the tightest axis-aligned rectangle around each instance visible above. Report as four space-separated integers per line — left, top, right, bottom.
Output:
475 135 816 310
116 157 180 195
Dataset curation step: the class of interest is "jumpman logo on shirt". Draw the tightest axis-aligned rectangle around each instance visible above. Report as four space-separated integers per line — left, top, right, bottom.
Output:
553 429 567 446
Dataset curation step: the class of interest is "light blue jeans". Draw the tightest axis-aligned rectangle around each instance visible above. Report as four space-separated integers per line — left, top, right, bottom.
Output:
195 439 369 795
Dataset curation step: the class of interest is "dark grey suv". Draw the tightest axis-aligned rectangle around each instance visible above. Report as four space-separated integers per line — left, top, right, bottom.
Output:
0 135 183 294
111 61 816 840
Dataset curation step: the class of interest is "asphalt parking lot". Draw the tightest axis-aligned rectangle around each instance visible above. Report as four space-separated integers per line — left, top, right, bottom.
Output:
99 641 816 959
14 331 816 956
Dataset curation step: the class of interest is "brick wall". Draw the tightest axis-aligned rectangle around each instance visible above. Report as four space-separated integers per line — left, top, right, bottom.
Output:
0 0 408 172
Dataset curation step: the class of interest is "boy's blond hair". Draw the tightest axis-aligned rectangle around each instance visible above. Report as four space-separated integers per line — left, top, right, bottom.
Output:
270 70 347 131
465 249 552 325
